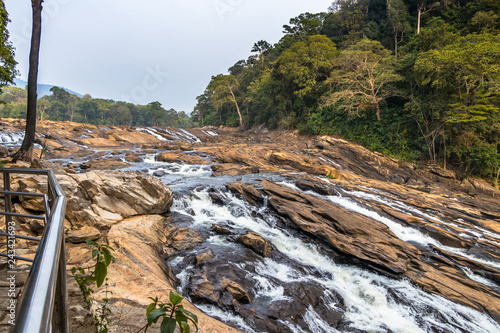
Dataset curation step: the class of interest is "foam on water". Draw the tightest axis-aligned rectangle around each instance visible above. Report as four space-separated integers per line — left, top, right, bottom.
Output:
136 127 169 141
348 189 500 242
196 304 259 333
0 132 24 146
201 130 218 136
171 188 500 333
280 181 500 270
304 306 341 333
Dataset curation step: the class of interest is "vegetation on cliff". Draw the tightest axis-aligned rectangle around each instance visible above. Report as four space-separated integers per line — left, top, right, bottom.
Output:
0 0 498 179
192 0 500 181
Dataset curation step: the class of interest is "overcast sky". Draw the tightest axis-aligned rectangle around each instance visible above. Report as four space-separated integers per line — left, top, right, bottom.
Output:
4 0 333 113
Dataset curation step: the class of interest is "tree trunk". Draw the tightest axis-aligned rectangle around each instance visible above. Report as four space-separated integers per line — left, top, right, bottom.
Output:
12 0 43 163
228 85 243 128
417 8 422 34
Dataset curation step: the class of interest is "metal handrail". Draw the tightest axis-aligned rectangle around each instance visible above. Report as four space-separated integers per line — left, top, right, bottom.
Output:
0 168 68 333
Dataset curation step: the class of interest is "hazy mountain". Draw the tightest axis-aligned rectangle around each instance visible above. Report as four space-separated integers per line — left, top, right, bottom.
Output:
13 78 83 98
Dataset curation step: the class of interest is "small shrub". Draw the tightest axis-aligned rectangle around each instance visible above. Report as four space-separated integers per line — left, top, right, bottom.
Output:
326 171 337 179
138 291 198 333
71 240 115 333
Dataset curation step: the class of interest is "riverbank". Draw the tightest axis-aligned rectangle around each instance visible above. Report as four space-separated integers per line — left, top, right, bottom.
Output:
1 119 500 332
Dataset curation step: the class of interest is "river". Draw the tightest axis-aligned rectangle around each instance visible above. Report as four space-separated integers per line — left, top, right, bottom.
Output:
123 151 500 333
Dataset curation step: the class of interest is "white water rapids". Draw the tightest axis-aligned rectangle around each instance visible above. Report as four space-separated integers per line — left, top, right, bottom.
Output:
122 156 500 333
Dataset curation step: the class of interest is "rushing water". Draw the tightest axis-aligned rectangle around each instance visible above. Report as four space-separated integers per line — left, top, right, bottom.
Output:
122 153 500 332
0 131 24 146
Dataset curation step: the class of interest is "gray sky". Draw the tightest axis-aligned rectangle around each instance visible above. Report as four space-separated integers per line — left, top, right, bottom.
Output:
4 0 333 113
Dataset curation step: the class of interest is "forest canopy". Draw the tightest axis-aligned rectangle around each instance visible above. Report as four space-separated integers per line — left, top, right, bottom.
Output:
0 0 499 181
0 86 192 128
191 0 500 181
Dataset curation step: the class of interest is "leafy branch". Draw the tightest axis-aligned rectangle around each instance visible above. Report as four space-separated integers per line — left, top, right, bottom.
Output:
71 240 115 333
136 291 198 333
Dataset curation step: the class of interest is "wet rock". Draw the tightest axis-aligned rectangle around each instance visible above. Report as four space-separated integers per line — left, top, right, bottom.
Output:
152 170 166 177
211 164 253 176
0 146 8 157
189 270 220 304
236 232 272 258
209 192 224 205
66 226 101 243
156 151 210 165
220 278 252 304
261 180 419 274
196 249 214 264
125 153 143 162
212 224 232 235
420 224 468 248
295 177 338 196
166 226 203 251
227 182 264 206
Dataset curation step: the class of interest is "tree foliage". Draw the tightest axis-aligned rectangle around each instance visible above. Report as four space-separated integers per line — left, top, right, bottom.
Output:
0 0 17 89
0 88 192 128
322 38 402 121
193 0 500 180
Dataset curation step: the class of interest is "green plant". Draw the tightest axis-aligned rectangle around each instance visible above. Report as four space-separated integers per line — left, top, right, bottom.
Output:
326 170 337 179
71 240 115 333
137 291 198 333
39 142 48 159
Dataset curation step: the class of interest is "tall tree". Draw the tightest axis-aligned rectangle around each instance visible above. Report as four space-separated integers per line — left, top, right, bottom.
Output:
0 0 17 89
416 1 451 34
147 101 165 127
414 33 500 123
387 0 411 58
282 12 326 41
36 97 49 121
275 35 337 99
322 38 403 121
207 74 244 128
12 0 43 162
251 40 272 65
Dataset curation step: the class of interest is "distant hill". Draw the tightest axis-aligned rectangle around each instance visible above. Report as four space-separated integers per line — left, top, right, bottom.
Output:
13 78 83 98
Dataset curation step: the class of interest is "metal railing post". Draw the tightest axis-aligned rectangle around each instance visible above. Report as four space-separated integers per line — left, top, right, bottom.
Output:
3 171 12 226
0 168 68 333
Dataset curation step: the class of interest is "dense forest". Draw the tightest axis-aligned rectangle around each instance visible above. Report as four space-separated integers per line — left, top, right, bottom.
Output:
192 0 500 182
0 86 192 128
1 0 499 182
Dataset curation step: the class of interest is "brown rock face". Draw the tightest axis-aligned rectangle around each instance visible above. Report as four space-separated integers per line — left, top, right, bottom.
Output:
156 151 210 165
226 178 500 323
236 232 272 258
220 278 252 304
3 120 500 330
166 226 203 251
259 180 419 274
66 226 101 243
196 249 214 264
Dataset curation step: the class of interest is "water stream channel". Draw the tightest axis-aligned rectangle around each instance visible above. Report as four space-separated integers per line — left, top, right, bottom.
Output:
124 153 500 333
4 125 496 333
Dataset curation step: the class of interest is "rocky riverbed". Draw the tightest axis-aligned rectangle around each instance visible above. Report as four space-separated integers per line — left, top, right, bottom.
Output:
1 119 500 332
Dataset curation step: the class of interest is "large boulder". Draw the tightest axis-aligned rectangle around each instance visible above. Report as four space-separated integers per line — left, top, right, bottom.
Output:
236 232 272 258
14 171 174 229
65 214 242 333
